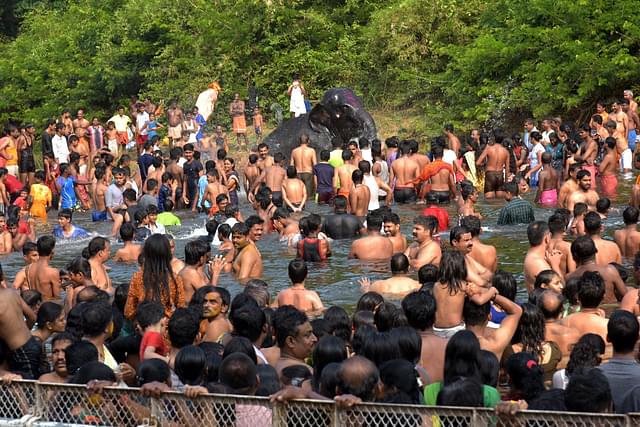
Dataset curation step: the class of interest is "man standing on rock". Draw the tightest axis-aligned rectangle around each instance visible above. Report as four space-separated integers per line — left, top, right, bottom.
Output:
229 93 248 147
290 134 317 200
167 100 183 146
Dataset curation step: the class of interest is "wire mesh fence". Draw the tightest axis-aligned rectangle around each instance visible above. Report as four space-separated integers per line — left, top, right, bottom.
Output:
0 380 637 426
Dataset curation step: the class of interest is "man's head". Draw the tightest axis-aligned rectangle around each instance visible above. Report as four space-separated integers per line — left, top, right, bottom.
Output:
401 291 436 331
576 170 591 191
583 211 602 237
577 271 605 309
605 136 617 151
623 206 640 226
366 213 384 233
57 208 73 228
383 212 401 237
80 301 113 339
245 215 264 242
202 288 228 320
219 353 259 395
527 221 550 248
337 356 380 401
450 225 473 254
565 369 611 413
571 236 597 264
229 298 266 343
112 167 126 186
412 215 438 243
184 239 210 267
232 223 250 248
537 290 564 320
334 195 348 213
168 308 199 349
22 242 38 264
389 253 410 275
288 259 307 284
51 332 75 378
275 306 316 359
460 215 482 238
37 235 56 258
607 310 639 354
504 181 518 201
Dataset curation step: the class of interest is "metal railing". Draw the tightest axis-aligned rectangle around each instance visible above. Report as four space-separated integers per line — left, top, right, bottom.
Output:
0 380 639 426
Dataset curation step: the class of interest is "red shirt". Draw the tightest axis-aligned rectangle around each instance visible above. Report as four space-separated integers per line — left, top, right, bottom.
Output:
422 206 450 232
4 174 23 194
139 330 168 361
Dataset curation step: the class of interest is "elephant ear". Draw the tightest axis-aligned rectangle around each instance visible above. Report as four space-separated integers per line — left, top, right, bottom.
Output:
308 104 333 134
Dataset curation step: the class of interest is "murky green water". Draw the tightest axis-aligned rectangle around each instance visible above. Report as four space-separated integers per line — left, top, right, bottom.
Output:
3 175 633 310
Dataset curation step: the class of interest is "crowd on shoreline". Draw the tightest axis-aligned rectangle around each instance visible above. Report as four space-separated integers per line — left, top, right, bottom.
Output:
1 89 640 423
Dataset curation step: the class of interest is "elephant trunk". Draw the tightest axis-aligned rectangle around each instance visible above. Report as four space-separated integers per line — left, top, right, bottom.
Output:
354 109 377 142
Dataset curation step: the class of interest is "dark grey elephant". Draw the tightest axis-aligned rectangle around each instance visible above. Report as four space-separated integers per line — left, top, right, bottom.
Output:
264 88 377 159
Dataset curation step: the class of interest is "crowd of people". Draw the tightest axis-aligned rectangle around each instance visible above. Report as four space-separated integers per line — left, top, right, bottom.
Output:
0 88 640 424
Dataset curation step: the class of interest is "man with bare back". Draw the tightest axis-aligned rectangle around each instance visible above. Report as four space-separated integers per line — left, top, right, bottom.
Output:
333 150 358 201
444 124 461 156
575 125 599 178
243 154 260 194
476 136 509 199
614 206 640 258
290 134 317 200
391 141 420 204
418 144 456 204
167 100 184 145
609 101 631 171
599 137 618 195
535 153 559 206
0 288 40 378
349 213 394 261
26 235 60 302
282 166 307 213
349 170 370 219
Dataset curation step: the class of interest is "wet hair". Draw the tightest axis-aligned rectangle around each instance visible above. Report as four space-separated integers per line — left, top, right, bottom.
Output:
361 331 400 367
449 225 470 244
312 335 347 390
356 292 384 312
479 350 499 387
596 198 610 214
548 213 569 234
533 269 560 289
562 276 581 306
168 308 199 349
511 303 546 362
22 241 37 257
69 361 116 385
573 202 588 217
137 359 171 385
80 301 112 338
460 184 476 201
389 253 410 274
462 299 490 327
65 340 99 376
460 215 482 237
504 180 519 196
274 306 309 348
527 221 548 246
141 234 175 305
51 332 76 349
443 331 482 384
36 301 63 329
175 345 206 386
583 211 602 236
373 302 398 332
85 236 109 259
379 359 422 404
623 206 640 225
324 306 351 343
437 377 484 407
119 222 135 242
491 270 517 301
281 365 312 387
506 352 545 402
391 326 421 364
37 235 56 257
571 236 597 263
402 291 436 330
608 310 639 353
288 258 307 283
528 389 567 411
578 271 605 308
566 333 605 376
135 300 165 330
352 310 375 330
565 368 611 413
414 215 438 235
418 264 439 285
222 336 257 364
184 239 210 266
229 300 265 343
439 250 467 294
576 169 591 181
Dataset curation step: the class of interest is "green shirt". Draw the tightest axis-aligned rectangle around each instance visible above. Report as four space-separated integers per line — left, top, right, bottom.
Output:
328 149 344 168
497 198 535 226
156 211 181 226
424 381 501 408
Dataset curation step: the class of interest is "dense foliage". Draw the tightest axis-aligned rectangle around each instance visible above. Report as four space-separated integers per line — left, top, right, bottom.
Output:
1 0 639 131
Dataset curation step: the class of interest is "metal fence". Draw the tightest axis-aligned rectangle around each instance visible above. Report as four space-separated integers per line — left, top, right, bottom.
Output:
0 380 639 426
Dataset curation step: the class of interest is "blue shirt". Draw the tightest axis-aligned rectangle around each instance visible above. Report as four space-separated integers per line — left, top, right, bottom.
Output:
56 176 76 209
158 184 172 212
138 153 154 182
313 163 334 193
146 120 159 140
197 175 209 208
195 114 206 141
52 225 89 239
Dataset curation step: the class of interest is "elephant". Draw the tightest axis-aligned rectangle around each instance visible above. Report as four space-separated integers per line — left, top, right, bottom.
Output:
264 88 377 159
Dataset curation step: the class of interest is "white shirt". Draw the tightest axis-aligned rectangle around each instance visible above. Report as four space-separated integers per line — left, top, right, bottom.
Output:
136 111 149 135
443 149 457 166
146 222 166 235
52 134 69 163
363 174 380 211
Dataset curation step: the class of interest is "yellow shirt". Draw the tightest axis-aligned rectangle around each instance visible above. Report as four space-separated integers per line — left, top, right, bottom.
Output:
5 139 17 166
30 183 52 206
108 114 131 132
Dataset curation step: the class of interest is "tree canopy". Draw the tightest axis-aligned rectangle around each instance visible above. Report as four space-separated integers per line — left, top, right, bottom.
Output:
1 0 639 131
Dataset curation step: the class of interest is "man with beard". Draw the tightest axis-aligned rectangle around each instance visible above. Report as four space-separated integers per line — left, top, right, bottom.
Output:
405 215 441 269
39 333 74 383
383 212 407 253
198 286 232 343
450 225 492 286
566 170 599 212
231 223 263 281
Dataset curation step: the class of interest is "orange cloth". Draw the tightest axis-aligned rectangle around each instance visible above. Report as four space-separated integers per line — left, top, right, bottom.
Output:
416 160 454 184
232 115 246 134
600 174 618 195
124 269 186 321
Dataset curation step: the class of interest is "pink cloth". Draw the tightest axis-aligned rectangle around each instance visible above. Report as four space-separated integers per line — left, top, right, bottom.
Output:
540 189 558 206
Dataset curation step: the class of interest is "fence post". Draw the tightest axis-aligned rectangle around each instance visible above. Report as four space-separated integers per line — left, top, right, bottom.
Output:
333 402 340 427
33 382 44 420
149 395 161 426
271 400 284 427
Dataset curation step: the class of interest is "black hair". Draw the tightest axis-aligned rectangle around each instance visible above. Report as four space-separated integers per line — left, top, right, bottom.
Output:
418 264 439 286
583 211 602 236
436 377 484 407
175 345 206 386
449 225 470 244
219 352 258 394
443 330 481 385
596 197 610 214
184 239 210 266
37 235 56 257
566 333 605 376
119 222 135 242
274 306 308 348
356 291 383 312
460 215 481 237
491 270 517 301
479 350 499 388
402 291 436 330
168 307 199 349
69 361 116 385
137 359 171 385
390 326 421 364
324 306 351 344
623 206 640 225
36 301 63 329
548 213 569 234
374 302 398 332
366 213 383 231
533 269 560 289
288 258 308 283
571 236 597 263
527 221 548 246
506 352 545 402
22 241 37 256
80 301 112 338
511 303 546 362
565 368 611 413
528 389 567 411
229 300 266 343
312 335 347 390
379 359 422 404
463 298 490 327
361 331 400 367
439 250 467 295
65 340 99 376
135 300 165 330
222 336 258 364
578 271 605 308
607 310 640 353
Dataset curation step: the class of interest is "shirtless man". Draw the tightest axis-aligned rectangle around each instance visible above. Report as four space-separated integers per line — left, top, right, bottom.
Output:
537 290 581 356
349 170 370 219
273 307 316 378
459 184 482 219
282 166 307 213
575 125 598 178
558 163 580 209
360 254 420 297
407 139 430 171
476 136 509 198
201 170 228 214
12 242 38 291
460 215 497 273
276 259 324 315
405 215 442 269
391 141 420 204
624 89 638 113
256 143 274 173
112 223 142 263
609 102 631 171
231 223 263 281
92 168 108 222
88 238 112 294
38 334 73 383
562 271 609 342
523 221 563 293
166 100 184 144
0 288 40 378
383 212 407 253
444 124 461 156
547 213 576 275
72 109 90 135
200 286 232 343
450 225 492 286
418 145 456 204
0 215 12 255
402 291 447 383
243 154 260 194
333 150 358 201
535 153 559 206
290 134 317 199
26 235 61 302
180 240 214 303
614 206 640 258
463 294 522 360
582 211 622 266
622 98 640 151
566 236 627 304
598 137 618 196
566 170 599 212
166 148 185 208
349 213 394 261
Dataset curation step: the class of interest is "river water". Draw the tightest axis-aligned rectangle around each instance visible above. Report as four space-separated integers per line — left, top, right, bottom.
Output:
4 176 634 311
